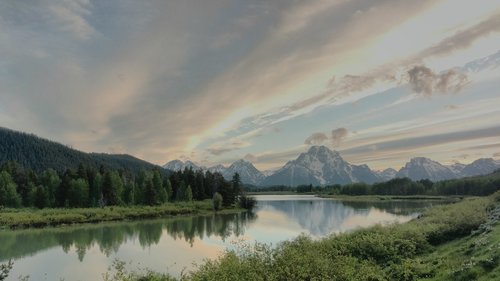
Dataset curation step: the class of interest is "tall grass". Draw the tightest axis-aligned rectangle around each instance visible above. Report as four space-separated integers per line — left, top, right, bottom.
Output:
0 200 242 229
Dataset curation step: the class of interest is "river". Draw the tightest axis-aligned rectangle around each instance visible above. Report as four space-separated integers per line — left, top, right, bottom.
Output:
0 195 440 280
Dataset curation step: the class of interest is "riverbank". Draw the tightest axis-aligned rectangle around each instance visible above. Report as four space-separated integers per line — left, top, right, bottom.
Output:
101 192 499 280
0 200 245 229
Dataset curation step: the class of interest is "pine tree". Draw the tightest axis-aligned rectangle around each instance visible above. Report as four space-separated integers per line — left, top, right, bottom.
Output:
33 185 50 209
123 181 136 205
40 169 61 207
89 172 102 207
164 179 173 202
56 169 74 207
176 181 186 202
68 179 89 208
0 171 21 207
102 171 123 206
153 169 167 204
135 170 148 204
186 185 193 202
144 178 157 206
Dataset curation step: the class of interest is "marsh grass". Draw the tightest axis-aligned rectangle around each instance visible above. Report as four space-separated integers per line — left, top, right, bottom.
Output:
0 200 242 229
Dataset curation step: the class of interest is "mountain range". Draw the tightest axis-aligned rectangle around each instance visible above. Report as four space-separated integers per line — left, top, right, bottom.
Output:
165 146 500 186
1 126 497 186
164 158 265 185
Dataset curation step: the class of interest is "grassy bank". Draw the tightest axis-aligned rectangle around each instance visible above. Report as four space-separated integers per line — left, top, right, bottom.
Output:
0 200 244 229
99 192 499 281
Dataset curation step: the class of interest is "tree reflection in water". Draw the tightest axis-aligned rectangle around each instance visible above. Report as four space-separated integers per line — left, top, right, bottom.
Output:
0 211 257 262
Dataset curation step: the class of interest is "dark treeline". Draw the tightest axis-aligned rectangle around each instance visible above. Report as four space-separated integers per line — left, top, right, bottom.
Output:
251 170 500 196
0 160 243 209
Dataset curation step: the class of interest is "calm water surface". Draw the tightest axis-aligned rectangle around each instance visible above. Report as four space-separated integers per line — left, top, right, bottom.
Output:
1 195 440 280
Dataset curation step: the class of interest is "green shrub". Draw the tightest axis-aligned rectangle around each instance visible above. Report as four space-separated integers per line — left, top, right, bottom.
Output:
0 260 13 281
212 192 223 211
238 195 256 210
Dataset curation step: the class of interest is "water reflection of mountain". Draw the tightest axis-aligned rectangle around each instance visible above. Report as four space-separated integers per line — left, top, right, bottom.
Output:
0 211 256 262
256 199 434 236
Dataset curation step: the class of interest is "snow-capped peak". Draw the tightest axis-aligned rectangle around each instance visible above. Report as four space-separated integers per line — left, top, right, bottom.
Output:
396 157 457 181
263 146 379 186
222 159 264 186
163 159 203 171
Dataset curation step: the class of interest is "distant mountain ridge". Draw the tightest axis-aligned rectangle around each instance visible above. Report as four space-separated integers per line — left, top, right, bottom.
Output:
163 160 203 171
163 159 264 185
261 146 380 186
396 157 458 181
166 146 500 186
0 127 165 173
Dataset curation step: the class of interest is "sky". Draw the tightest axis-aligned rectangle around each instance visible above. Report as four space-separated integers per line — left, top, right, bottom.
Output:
1 0 500 171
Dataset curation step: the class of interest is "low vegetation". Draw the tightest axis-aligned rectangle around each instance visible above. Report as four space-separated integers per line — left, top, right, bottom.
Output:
0 260 12 281
98 191 499 280
0 200 247 229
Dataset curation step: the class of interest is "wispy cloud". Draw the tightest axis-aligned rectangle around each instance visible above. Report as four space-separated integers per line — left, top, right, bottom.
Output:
48 0 95 40
342 126 500 156
419 11 500 59
243 153 258 162
207 138 251 156
331 128 349 147
304 132 328 145
1 0 499 170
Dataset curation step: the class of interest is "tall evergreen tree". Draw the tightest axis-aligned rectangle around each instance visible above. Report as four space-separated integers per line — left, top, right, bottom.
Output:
102 171 123 206
68 179 89 208
0 171 21 207
123 180 136 205
89 172 102 207
33 185 50 209
176 181 187 202
185 185 193 202
231 173 242 193
40 169 61 207
163 178 173 202
57 169 74 207
135 170 148 205
152 169 167 204
143 178 158 206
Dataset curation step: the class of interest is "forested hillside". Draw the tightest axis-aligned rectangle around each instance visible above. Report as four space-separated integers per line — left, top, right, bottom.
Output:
0 127 162 173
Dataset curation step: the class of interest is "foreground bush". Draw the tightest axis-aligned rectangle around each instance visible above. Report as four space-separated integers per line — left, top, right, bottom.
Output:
186 195 494 281
0 260 12 281
97 193 497 280
212 192 223 211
